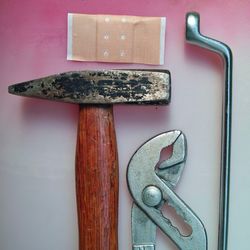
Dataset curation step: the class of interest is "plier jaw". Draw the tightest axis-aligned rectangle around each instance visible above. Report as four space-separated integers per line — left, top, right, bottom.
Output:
127 130 207 250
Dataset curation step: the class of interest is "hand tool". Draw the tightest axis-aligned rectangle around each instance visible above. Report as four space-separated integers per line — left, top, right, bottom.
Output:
8 69 171 250
127 130 207 250
186 12 233 250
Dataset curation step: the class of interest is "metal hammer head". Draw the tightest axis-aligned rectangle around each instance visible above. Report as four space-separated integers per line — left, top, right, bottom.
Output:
8 70 171 105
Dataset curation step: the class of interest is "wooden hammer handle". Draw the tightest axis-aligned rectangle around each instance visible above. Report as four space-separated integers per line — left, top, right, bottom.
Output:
75 105 119 250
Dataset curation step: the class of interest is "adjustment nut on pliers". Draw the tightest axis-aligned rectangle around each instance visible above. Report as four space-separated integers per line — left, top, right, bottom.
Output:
142 186 163 207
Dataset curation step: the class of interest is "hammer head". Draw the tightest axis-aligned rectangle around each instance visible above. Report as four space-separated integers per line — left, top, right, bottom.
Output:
8 70 170 105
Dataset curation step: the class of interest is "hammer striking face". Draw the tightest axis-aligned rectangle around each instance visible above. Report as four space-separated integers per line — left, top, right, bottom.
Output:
8 69 171 250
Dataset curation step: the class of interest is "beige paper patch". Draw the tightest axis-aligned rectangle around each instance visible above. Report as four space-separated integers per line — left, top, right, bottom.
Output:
67 13 166 65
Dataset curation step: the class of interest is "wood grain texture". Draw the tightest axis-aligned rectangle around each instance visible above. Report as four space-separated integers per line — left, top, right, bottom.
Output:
75 105 118 250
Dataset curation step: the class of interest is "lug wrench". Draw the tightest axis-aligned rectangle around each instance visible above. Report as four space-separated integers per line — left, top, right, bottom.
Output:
186 12 233 250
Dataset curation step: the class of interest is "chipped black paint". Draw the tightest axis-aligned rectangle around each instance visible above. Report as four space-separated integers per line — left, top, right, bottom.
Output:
8 70 170 105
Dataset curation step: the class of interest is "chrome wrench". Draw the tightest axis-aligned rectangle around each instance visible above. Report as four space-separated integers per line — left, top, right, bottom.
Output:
186 12 233 250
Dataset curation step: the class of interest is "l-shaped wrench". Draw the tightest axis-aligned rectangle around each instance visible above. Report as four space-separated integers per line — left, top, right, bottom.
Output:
186 12 233 250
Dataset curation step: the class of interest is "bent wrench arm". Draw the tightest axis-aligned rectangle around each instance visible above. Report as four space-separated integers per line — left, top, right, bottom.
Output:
186 12 233 250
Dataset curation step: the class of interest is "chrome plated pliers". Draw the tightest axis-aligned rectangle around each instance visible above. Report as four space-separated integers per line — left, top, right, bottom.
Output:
127 130 207 250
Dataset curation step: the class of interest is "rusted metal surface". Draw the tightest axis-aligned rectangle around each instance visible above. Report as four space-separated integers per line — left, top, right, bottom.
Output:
8 70 170 105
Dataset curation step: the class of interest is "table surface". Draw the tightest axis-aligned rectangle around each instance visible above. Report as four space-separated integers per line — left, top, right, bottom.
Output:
0 1 249 249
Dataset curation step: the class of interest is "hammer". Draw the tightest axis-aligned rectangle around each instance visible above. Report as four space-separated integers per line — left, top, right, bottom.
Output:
8 69 171 250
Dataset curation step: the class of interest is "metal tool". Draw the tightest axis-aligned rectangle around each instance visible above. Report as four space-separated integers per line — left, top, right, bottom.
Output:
8 69 171 250
127 130 207 250
186 12 233 250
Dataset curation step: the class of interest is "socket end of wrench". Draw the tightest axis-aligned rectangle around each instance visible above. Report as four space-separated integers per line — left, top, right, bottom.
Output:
186 12 232 60
186 12 200 44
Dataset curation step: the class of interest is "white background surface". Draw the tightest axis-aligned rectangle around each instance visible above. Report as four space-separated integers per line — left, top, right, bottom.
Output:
0 1 250 249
